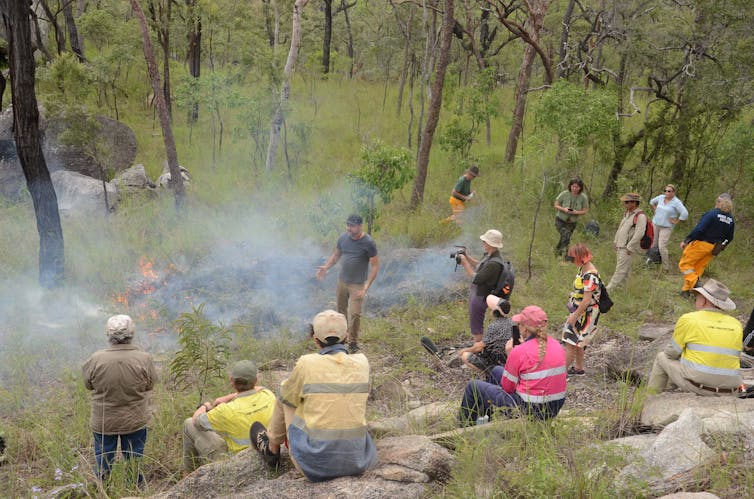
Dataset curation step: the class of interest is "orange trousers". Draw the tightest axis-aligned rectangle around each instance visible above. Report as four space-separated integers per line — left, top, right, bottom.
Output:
442 196 465 224
678 240 714 291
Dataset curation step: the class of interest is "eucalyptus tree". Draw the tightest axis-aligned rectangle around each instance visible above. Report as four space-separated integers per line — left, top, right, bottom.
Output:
1 0 65 287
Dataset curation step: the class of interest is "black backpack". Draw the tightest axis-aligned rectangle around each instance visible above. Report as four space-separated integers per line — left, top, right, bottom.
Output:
597 280 613 314
488 256 515 299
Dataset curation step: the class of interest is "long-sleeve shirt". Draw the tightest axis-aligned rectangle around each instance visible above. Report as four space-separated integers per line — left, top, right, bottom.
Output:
280 344 377 482
650 195 688 228
613 208 647 253
501 336 567 405
664 308 743 389
684 208 734 245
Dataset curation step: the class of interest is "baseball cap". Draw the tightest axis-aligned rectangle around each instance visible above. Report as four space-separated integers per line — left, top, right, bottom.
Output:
230 360 258 384
312 310 348 342
512 305 548 328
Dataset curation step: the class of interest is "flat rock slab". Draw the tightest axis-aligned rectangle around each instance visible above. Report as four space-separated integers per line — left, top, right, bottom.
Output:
641 392 754 426
637 323 673 341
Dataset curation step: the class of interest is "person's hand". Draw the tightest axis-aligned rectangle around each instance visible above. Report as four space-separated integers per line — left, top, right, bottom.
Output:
566 314 577 327
354 286 367 299
680 241 687 249
315 266 327 281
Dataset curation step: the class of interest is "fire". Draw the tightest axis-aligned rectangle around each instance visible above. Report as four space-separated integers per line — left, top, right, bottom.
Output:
111 256 172 323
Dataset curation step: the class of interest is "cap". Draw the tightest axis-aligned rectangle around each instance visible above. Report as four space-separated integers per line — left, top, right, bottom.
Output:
467 165 480 177
512 305 548 328
312 310 348 342
106 315 135 341
347 214 363 225
230 360 258 384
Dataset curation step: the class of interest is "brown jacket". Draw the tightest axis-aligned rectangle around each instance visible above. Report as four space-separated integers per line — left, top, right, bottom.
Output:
613 208 647 254
83 344 157 434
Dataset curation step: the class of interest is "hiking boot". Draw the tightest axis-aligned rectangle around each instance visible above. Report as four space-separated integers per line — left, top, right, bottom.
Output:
679 290 693 298
567 367 586 377
250 422 279 469
348 342 360 353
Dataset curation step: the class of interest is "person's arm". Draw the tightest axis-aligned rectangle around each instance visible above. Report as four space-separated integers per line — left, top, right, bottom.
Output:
626 212 647 254
82 360 94 391
457 253 479 277
500 349 520 393
472 260 500 286
674 199 689 223
567 288 593 327
451 188 474 201
743 307 754 352
212 392 237 406
354 255 379 298
682 211 713 247
280 360 305 408
664 317 687 360
460 340 486 355
316 247 342 280
192 401 213 424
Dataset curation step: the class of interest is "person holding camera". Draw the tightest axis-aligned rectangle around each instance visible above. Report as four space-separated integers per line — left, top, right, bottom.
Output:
554 178 589 259
457 229 506 342
459 295 519 375
459 305 567 425
562 243 602 376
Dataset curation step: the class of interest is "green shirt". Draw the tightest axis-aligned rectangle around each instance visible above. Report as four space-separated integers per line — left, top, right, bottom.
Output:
555 190 588 223
453 175 472 199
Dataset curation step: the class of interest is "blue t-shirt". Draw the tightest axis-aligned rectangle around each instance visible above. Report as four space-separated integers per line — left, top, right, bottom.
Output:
650 194 688 228
336 232 377 284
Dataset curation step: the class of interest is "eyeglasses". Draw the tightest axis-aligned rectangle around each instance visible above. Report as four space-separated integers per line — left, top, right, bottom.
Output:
623 201 635 204
664 189 674 193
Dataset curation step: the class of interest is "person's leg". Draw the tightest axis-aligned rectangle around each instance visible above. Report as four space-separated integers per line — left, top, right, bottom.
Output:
606 248 632 291
460 352 487 376
346 282 365 346
266 399 288 453
469 292 486 342
182 418 228 472
93 432 118 481
336 279 349 317
487 366 505 385
120 428 148 487
656 227 672 270
652 351 713 396
460 379 517 423
555 218 575 257
679 241 713 291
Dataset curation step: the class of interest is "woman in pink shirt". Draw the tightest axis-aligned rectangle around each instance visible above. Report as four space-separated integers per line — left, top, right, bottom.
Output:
459 306 567 424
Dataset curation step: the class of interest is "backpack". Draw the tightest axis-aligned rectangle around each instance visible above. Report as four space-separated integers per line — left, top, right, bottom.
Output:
488 256 515 299
633 210 654 250
597 280 613 314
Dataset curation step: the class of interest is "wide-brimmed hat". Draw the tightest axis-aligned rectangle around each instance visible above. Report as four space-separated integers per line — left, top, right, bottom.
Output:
619 192 642 202
486 294 511 315
479 229 503 249
312 309 348 342
230 360 258 384
691 279 736 311
106 314 135 341
467 165 480 177
512 305 548 328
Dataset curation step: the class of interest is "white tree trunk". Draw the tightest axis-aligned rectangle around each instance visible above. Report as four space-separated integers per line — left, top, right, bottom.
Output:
265 0 308 172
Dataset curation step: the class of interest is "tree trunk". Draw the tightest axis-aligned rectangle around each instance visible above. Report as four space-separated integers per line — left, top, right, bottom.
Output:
410 0 453 208
29 7 53 62
62 0 85 62
2 0 65 288
130 0 185 209
341 0 354 78
396 5 414 116
416 0 437 156
38 0 66 54
186 0 201 123
265 0 308 172
556 0 575 80
322 0 332 73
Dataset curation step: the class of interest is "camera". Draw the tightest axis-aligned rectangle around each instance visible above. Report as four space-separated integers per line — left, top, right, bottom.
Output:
511 325 521 346
449 247 466 264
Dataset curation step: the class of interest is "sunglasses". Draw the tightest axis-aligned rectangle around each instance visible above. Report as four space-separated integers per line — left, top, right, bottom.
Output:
346 222 358 227
664 189 674 193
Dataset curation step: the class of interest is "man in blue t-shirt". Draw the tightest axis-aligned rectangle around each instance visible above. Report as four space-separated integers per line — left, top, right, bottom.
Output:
316 214 379 352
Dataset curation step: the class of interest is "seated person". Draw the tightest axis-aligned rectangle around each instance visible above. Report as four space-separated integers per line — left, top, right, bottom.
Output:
459 305 567 424
743 305 754 355
251 310 377 482
647 279 743 396
182 360 275 472
459 295 519 376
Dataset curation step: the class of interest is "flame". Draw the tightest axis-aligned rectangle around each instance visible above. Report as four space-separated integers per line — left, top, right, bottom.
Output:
111 256 172 323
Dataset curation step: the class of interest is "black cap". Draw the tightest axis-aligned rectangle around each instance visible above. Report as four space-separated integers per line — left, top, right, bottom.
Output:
347 214 363 225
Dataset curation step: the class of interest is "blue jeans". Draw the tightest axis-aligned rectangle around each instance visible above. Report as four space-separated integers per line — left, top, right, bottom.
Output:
93 428 147 483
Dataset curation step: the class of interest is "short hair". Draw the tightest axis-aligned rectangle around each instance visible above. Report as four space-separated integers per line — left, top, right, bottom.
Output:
232 377 255 391
568 178 585 193
716 193 733 213
567 243 592 265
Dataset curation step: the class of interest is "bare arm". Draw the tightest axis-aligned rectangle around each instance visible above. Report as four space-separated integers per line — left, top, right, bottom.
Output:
354 255 379 299
451 188 475 201
457 253 478 277
316 247 342 280
460 339 486 354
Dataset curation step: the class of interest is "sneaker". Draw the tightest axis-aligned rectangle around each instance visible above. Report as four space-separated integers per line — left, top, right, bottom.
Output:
348 342 360 353
250 422 279 468
567 367 586 377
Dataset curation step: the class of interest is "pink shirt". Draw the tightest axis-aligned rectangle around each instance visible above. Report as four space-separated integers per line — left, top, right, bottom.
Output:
501 336 567 404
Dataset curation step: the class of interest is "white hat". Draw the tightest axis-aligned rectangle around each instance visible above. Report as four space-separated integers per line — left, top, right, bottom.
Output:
479 229 503 249
106 314 135 341
312 310 348 342
691 279 736 311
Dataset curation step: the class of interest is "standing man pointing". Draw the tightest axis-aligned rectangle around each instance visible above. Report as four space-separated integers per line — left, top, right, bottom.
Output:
316 214 379 352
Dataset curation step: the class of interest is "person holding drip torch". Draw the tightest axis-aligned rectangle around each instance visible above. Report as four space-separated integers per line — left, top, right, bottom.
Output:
442 165 479 224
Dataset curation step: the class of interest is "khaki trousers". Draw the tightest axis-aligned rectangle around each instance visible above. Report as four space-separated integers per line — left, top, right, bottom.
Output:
267 398 302 473
653 226 673 270
182 418 228 472
336 280 365 344
606 248 635 291
647 352 730 397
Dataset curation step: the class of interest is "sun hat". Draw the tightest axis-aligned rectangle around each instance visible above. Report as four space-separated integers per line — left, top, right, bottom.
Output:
467 165 479 177
230 360 258 384
479 229 503 249
512 305 548 328
312 309 348 342
486 294 511 315
106 314 135 341
619 192 642 202
691 279 736 311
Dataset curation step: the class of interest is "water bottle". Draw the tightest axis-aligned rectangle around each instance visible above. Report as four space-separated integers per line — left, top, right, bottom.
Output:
475 415 489 426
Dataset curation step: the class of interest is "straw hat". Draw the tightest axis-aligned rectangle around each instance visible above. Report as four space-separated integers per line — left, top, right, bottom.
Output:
619 192 642 202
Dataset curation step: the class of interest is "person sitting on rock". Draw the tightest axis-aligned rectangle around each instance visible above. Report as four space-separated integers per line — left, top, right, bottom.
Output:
459 305 567 424
647 279 743 396
182 360 276 472
251 310 377 482
459 295 518 376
